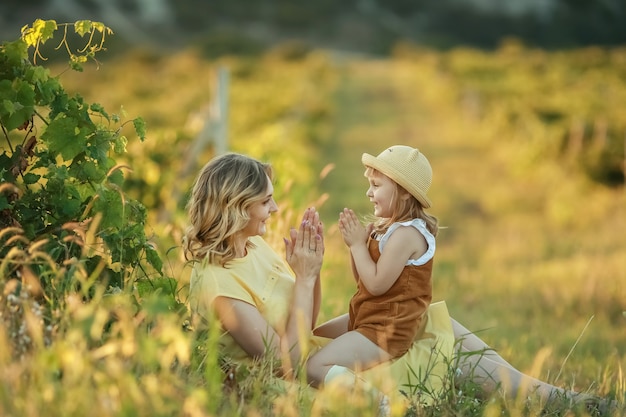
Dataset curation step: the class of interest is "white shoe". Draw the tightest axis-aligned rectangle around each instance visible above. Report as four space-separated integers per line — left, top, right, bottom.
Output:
378 394 391 417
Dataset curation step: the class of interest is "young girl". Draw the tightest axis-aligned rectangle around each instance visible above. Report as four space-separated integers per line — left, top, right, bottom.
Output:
308 146 616 416
307 144 438 388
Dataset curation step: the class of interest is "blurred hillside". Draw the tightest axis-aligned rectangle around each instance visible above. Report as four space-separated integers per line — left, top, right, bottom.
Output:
1 0 625 54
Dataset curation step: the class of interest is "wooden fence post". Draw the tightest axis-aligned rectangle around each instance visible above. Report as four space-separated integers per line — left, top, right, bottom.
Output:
212 67 229 155
161 67 230 222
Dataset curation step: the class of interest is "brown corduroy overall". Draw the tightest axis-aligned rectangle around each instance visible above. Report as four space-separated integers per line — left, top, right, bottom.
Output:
348 236 433 358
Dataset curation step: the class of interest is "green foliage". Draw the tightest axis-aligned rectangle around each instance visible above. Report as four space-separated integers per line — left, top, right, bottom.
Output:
0 20 161 311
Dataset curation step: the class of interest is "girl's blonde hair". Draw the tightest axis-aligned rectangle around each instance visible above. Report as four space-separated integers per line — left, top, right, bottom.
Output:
183 153 273 266
365 167 438 237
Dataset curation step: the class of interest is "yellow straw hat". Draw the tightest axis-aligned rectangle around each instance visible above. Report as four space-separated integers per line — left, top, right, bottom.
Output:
362 145 433 208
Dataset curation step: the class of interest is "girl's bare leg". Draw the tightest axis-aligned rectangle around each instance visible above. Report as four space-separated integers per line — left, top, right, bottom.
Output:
306 330 392 388
451 318 593 403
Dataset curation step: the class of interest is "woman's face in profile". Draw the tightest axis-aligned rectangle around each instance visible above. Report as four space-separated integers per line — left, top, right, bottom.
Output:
240 176 278 238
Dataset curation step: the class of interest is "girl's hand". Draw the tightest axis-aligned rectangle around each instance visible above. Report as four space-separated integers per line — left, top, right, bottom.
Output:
338 208 371 248
284 207 324 280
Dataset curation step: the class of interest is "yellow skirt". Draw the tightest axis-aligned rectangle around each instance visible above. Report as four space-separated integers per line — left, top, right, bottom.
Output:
311 301 455 408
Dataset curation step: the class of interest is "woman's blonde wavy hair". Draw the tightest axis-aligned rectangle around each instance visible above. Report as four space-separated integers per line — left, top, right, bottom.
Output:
183 153 273 266
364 167 438 237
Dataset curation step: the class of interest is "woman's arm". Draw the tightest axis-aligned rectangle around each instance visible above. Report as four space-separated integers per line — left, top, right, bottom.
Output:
313 272 322 327
213 273 318 376
285 208 324 329
281 207 324 374
311 218 325 327
213 296 281 358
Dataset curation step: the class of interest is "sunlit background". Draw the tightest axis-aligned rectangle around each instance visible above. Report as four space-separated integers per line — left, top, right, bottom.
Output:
1 1 625 415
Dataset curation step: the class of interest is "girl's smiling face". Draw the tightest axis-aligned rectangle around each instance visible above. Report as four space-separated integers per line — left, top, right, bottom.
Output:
241 176 278 238
365 170 398 218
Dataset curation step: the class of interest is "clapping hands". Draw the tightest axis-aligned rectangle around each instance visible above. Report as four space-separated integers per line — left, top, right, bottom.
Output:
338 208 372 248
284 207 324 280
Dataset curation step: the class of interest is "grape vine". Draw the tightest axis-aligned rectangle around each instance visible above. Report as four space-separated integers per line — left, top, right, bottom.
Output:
0 20 162 310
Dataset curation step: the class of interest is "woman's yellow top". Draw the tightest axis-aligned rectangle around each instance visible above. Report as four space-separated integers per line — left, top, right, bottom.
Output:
188 235 296 361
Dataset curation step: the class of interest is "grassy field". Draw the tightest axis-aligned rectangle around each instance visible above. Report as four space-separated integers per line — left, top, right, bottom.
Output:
4 37 625 416
314 49 626 389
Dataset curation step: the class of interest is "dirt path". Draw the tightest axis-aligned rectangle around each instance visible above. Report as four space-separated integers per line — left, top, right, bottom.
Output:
320 58 452 217
318 56 492 231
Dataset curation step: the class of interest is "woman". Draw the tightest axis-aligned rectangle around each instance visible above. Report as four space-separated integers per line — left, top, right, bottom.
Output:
184 151 613 413
184 153 324 375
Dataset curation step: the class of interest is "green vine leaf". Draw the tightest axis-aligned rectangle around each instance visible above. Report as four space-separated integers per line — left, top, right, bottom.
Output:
133 117 147 141
74 20 95 37
26 66 49 84
0 195 10 211
23 173 40 184
0 79 35 130
39 79 62 102
1 97 20 114
21 19 57 48
94 186 124 229
114 135 128 153
89 102 109 120
145 246 164 275
69 158 104 183
107 166 125 186
48 181 82 219
43 115 83 161
0 38 28 65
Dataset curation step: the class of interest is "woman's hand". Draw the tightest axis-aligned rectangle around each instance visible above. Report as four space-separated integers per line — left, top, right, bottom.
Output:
338 208 371 248
284 207 324 280
281 207 324 374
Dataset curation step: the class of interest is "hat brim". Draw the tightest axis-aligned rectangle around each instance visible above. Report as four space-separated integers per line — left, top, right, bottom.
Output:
362 152 432 208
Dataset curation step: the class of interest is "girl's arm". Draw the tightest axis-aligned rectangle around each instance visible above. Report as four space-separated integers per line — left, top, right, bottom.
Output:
339 209 426 295
313 313 350 339
359 226 426 294
349 252 358 283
